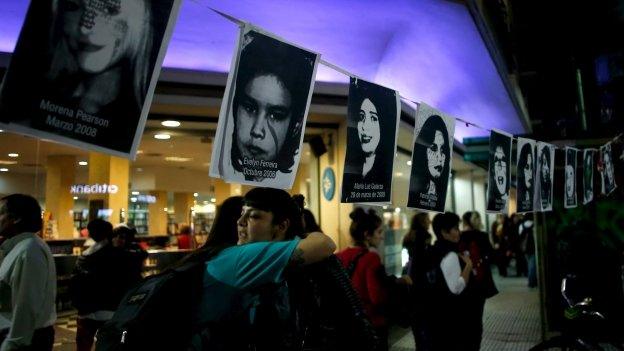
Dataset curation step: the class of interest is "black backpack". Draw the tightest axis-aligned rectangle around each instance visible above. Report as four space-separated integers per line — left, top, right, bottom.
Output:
94 246 224 351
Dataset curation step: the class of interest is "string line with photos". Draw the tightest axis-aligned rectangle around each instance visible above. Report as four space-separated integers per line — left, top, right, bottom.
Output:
201 5 621 214
207 6 623 152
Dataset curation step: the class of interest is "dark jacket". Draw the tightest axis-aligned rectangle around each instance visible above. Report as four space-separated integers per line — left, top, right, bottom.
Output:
459 230 498 300
70 242 137 315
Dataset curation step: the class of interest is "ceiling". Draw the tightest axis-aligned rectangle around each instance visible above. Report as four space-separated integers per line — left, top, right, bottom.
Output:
0 0 529 142
485 0 624 142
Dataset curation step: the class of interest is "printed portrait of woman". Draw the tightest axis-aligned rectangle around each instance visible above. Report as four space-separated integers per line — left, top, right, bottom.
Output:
583 150 594 204
341 79 398 203
0 0 176 154
487 131 511 212
47 0 158 116
538 145 553 210
229 30 316 183
408 114 452 212
516 141 534 212
564 148 576 208
602 143 616 194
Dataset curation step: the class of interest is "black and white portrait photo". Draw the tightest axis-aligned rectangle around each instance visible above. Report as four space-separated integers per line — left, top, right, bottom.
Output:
0 0 181 158
601 142 617 195
341 78 400 203
407 103 455 212
516 138 536 213
564 147 578 209
582 149 594 204
486 130 512 212
534 142 555 211
209 26 319 189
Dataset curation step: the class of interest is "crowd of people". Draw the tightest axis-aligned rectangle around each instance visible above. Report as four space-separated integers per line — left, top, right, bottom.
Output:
0 189 543 351
490 212 537 287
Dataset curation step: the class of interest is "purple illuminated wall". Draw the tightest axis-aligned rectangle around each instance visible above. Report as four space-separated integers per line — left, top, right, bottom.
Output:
0 0 527 140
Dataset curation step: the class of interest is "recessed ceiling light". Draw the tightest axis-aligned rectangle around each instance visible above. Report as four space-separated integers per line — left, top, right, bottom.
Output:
193 192 199 197
78 161 88 166
131 191 140 195
161 120 181 127
73 196 78 200
0 168 8 172
154 133 171 140
165 156 192 162
8 153 18 158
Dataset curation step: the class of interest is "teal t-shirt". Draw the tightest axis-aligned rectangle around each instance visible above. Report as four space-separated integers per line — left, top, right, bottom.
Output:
195 238 300 326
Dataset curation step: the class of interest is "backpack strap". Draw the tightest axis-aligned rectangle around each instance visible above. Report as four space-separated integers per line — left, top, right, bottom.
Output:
347 249 369 278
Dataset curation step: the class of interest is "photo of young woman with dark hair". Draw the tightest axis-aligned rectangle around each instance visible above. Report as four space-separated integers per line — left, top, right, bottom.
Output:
516 138 536 213
534 142 554 211
564 147 578 208
210 26 319 189
582 149 594 204
407 104 455 212
0 0 179 156
486 130 512 213
341 78 400 203
601 143 617 195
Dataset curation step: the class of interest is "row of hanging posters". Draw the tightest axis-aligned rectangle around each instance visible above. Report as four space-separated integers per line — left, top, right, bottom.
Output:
493 136 618 214
0 4 618 212
0 0 182 158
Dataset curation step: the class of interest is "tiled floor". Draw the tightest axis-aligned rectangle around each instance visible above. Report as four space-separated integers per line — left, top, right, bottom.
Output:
53 274 541 350
390 275 541 351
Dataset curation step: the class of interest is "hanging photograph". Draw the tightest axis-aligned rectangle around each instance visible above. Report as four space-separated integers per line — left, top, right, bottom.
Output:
582 149 595 204
564 147 578 209
341 78 400 203
209 25 319 189
600 142 617 195
516 138 536 213
486 130 512 213
534 142 555 211
0 0 181 158
407 103 455 212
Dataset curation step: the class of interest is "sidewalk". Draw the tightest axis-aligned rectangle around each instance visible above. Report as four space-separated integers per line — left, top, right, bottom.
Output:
390 275 541 351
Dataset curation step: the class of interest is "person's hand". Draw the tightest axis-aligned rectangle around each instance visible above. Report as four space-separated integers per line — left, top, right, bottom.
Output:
460 253 473 269
398 275 413 285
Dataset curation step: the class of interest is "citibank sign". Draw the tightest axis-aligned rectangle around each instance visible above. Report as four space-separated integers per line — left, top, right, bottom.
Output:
70 184 119 194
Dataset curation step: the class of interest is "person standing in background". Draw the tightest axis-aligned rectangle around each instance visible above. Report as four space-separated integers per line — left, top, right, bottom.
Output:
403 212 434 351
0 194 56 351
70 219 129 351
459 211 498 351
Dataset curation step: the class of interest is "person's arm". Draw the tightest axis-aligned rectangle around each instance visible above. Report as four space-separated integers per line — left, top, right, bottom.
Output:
2 250 49 351
288 232 336 269
440 252 471 295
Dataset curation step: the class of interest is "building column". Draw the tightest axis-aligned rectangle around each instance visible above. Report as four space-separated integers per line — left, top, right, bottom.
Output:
173 192 194 227
87 153 129 226
148 190 168 235
45 155 76 238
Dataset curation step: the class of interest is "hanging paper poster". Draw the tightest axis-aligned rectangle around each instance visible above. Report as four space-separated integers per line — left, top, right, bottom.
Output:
0 0 182 159
564 147 578 209
582 149 595 204
341 78 400 204
516 137 536 213
534 142 555 211
600 142 617 195
407 103 455 213
486 130 512 213
209 25 319 189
